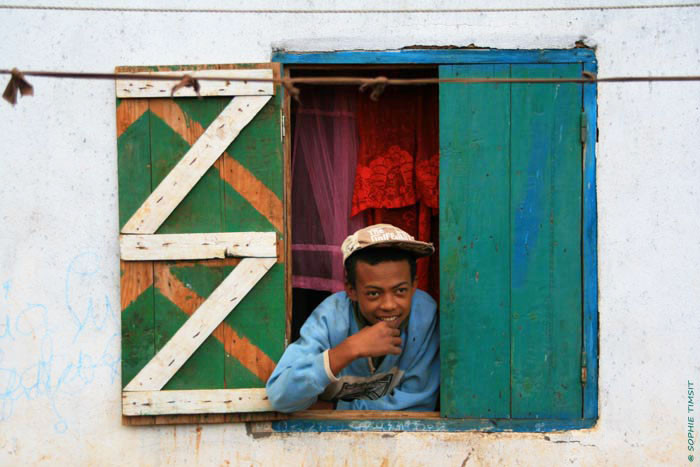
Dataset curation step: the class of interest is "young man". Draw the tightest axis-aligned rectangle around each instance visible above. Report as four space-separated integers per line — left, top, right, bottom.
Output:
266 224 439 412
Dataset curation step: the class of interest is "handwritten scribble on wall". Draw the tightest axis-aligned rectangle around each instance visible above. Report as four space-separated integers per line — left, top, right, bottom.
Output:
0 252 120 433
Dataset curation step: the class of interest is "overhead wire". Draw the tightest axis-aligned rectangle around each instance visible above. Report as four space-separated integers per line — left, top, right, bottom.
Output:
0 3 699 13
2 68 700 105
2 68 700 85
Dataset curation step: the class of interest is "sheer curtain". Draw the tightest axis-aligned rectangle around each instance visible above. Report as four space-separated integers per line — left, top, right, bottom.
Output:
292 86 365 292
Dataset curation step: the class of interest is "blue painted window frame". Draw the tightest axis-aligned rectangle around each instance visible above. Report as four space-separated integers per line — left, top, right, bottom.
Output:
273 48 598 432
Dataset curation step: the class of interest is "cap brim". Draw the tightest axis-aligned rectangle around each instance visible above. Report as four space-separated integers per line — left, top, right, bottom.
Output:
352 240 435 259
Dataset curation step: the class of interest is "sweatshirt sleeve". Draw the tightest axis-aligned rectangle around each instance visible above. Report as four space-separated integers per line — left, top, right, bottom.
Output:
265 299 338 413
341 294 440 412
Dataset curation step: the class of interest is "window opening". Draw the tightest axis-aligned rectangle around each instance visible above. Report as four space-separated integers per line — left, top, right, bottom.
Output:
289 66 440 412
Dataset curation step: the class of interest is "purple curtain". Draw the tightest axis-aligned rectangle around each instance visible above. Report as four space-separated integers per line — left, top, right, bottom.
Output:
292 86 366 292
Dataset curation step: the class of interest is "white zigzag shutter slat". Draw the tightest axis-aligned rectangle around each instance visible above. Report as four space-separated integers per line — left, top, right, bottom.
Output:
122 388 272 416
119 232 277 261
116 69 274 98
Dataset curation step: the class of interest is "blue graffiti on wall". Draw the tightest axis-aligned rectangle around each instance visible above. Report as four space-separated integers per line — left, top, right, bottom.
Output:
0 252 120 433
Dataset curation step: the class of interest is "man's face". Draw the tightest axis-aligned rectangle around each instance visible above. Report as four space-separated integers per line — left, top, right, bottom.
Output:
345 259 417 329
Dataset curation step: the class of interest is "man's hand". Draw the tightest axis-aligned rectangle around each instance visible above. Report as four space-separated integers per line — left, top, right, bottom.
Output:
327 321 402 377
350 321 402 358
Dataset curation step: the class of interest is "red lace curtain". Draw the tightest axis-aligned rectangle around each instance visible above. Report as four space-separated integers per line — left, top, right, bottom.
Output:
352 85 440 299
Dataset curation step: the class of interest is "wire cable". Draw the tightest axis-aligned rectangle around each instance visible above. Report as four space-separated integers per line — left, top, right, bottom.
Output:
0 3 699 14
3 68 700 105
2 68 700 85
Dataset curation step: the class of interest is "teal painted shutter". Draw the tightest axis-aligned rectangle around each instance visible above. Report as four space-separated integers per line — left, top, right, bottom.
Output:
439 63 583 419
118 64 286 419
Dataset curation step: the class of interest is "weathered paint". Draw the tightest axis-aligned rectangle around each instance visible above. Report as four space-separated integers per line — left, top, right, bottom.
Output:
273 48 596 64
117 65 286 395
509 63 582 419
269 417 596 433
436 61 584 421
149 96 229 389
118 99 157 388
219 75 286 386
1 1 699 465
582 59 599 422
439 63 512 419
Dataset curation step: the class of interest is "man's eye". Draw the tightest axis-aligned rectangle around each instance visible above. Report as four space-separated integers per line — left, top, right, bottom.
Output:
366 291 379 298
396 288 407 294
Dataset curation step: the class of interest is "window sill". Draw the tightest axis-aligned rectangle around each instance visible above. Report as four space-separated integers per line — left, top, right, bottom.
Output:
250 410 597 433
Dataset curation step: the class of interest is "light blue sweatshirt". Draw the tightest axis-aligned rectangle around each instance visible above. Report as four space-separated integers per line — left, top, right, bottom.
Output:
266 290 439 413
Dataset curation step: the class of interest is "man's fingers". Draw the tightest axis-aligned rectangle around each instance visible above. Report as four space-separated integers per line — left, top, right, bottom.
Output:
378 325 400 337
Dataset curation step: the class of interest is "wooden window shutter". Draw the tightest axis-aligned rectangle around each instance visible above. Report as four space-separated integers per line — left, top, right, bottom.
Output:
117 64 286 423
439 63 584 419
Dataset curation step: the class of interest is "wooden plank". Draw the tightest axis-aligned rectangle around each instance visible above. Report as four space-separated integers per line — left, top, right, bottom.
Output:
221 82 284 204
439 64 511 418
263 417 596 433
116 99 148 138
120 260 154 310
510 63 582 418
156 412 285 424
221 71 286 390
153 268 228 390
124 257 276 391
223 264 283 388
154 265 277 384
121 415 156 426
548 64 583 419
123 412 288 426
145 97 284 233
116 69 274 98
582 59 599 420
272 48 596 65
117 99 151 230
124 409 438 426
117 98 156 388
283 65 293 348
218 154 284 233
122 388 272 415
120 232 277 260
149 95 230 390
290 410 440 420
121 95 272 234
121 262 156 387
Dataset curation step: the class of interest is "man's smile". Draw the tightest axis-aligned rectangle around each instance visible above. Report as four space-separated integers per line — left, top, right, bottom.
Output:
378 316 400 322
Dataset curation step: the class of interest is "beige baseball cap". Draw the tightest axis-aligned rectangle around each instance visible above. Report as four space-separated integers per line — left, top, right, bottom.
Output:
341 224 435 264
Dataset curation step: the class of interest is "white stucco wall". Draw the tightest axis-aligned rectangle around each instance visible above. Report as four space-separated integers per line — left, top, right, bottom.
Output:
1 1 699 465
